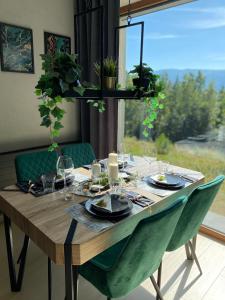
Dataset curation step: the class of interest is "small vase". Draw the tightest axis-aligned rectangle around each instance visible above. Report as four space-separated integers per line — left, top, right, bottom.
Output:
103 76 117 90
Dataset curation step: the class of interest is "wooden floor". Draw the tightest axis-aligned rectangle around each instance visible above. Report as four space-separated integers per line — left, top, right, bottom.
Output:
0 224 225 300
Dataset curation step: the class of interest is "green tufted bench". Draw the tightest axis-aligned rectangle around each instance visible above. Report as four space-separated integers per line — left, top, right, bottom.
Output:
61 143 96 168
15 150 58 183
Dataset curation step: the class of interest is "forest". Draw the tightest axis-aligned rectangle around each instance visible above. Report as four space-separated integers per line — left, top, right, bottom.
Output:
125 71 225 142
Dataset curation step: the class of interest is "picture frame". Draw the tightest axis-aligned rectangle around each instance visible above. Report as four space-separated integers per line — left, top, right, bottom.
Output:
44 32 71 55
0 22 34 73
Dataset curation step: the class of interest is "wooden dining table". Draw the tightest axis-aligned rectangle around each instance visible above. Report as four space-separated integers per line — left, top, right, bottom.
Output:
0 157 204 300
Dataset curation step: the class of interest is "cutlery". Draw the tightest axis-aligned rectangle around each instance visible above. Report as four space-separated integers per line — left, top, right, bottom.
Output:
172 173 195 183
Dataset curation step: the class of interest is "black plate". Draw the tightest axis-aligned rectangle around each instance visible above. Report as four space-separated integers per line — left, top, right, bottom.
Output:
147 176 185 190
151 174 180 186
85 197 133 219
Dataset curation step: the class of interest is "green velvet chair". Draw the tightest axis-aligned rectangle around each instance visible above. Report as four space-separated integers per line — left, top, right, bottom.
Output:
78 196 188 300
61 143 95 168
15 150 58 182
166 175 225 277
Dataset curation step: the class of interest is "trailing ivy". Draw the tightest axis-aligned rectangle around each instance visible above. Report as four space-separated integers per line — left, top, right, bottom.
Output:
35 53 84 151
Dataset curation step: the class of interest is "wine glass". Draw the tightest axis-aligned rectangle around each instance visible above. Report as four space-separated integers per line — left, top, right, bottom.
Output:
56 155 74 193
118 142 126 171
142 143 157 175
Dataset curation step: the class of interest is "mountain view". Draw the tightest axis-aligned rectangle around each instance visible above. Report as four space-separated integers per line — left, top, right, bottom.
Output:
156 69 225 91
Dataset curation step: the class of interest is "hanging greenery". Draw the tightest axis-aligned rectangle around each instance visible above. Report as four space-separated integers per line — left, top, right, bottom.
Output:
35 53 85 151
90 62 166 137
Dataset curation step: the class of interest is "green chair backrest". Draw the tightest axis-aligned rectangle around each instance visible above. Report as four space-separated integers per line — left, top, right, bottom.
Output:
106 197 187 298
167 175 225 251
61 143 95 168
15 150 58 182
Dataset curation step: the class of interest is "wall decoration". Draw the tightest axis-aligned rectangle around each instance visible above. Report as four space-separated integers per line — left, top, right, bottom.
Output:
44 32 71 55
0 22 34 73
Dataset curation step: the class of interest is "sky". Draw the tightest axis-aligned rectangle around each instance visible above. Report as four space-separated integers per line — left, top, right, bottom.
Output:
125 0 225 71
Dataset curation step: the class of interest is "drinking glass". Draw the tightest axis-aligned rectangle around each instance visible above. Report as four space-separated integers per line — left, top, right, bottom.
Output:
118 142 126 171
56 155 74 192
41 174 56 194
142 143 157 175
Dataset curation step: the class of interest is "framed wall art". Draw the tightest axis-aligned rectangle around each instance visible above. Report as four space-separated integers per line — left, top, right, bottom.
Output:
44 32 71 55
0 22 34 73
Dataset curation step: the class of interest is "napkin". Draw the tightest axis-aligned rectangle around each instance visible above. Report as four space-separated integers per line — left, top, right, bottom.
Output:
92 195 112 213
71 170 90 183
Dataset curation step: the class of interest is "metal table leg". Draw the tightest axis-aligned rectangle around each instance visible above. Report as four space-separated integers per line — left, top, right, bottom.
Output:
48 258 52 300
3 214 29 292
64 220 78 300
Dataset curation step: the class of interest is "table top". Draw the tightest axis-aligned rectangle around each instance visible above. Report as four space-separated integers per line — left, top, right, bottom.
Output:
0 158 204 265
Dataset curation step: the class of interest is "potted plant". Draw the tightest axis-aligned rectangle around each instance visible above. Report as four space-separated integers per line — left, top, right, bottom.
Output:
94 57 117 90
129 63 157 91
35 52 84 151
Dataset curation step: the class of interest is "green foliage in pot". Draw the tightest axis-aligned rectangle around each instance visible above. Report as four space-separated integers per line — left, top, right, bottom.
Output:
127 63 166 137
129 63 153 78
35 53 85 151
94 57 117 78
88 57 118 111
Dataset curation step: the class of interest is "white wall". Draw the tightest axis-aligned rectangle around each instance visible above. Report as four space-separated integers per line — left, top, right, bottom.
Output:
0 0 80 153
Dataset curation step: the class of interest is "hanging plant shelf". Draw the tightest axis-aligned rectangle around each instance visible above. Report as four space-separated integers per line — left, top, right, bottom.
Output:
63 88 153 99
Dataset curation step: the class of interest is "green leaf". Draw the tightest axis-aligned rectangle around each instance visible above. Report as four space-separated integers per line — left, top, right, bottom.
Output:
158 92 166 99
51 129 60 137
48 143 58 152
46 99 55 108
143 129 149 138
55 96 62 103
73 85 85 96
159 104 164 109
41 116 51 128
51 106 65 119
54 121 64 130
35 88 42 96
46 88 53 97
39 105 50 117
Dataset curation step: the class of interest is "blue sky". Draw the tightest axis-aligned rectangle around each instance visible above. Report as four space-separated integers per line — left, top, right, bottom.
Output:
126 0 225 71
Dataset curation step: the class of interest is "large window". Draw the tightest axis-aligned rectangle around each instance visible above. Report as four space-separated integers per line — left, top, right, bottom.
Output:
120 0 225 234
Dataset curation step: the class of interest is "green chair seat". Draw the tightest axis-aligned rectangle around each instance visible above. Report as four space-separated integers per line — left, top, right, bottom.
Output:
15 150 58 182
61 143 95 168
79 196 187 299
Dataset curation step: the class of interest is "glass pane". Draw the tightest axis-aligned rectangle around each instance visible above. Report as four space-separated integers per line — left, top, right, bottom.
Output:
121 0 225 234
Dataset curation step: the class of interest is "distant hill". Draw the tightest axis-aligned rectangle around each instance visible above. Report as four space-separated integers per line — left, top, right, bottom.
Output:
156 69 225 91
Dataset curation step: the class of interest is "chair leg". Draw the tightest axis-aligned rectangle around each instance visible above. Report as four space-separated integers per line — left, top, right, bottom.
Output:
185 243 192 260
156 262 162 300
188 240 203 275
150 275 164 300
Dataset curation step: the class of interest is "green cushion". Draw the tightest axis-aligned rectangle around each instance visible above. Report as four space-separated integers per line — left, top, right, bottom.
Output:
15 150 58 182
167 175 225 251
61 143 95 168
79 196 187 298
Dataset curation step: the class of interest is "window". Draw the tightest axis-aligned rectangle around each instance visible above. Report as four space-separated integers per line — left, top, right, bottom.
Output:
119 0 225 235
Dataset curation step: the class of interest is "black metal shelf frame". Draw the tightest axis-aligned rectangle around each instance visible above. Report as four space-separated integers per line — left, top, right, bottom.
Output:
74 5 145 100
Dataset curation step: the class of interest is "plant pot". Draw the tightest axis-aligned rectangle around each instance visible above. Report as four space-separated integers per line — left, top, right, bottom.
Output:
133 78 150 91
103 76 117 90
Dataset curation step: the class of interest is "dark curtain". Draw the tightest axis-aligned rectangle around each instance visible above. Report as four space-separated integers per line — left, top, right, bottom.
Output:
75 0 120 159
